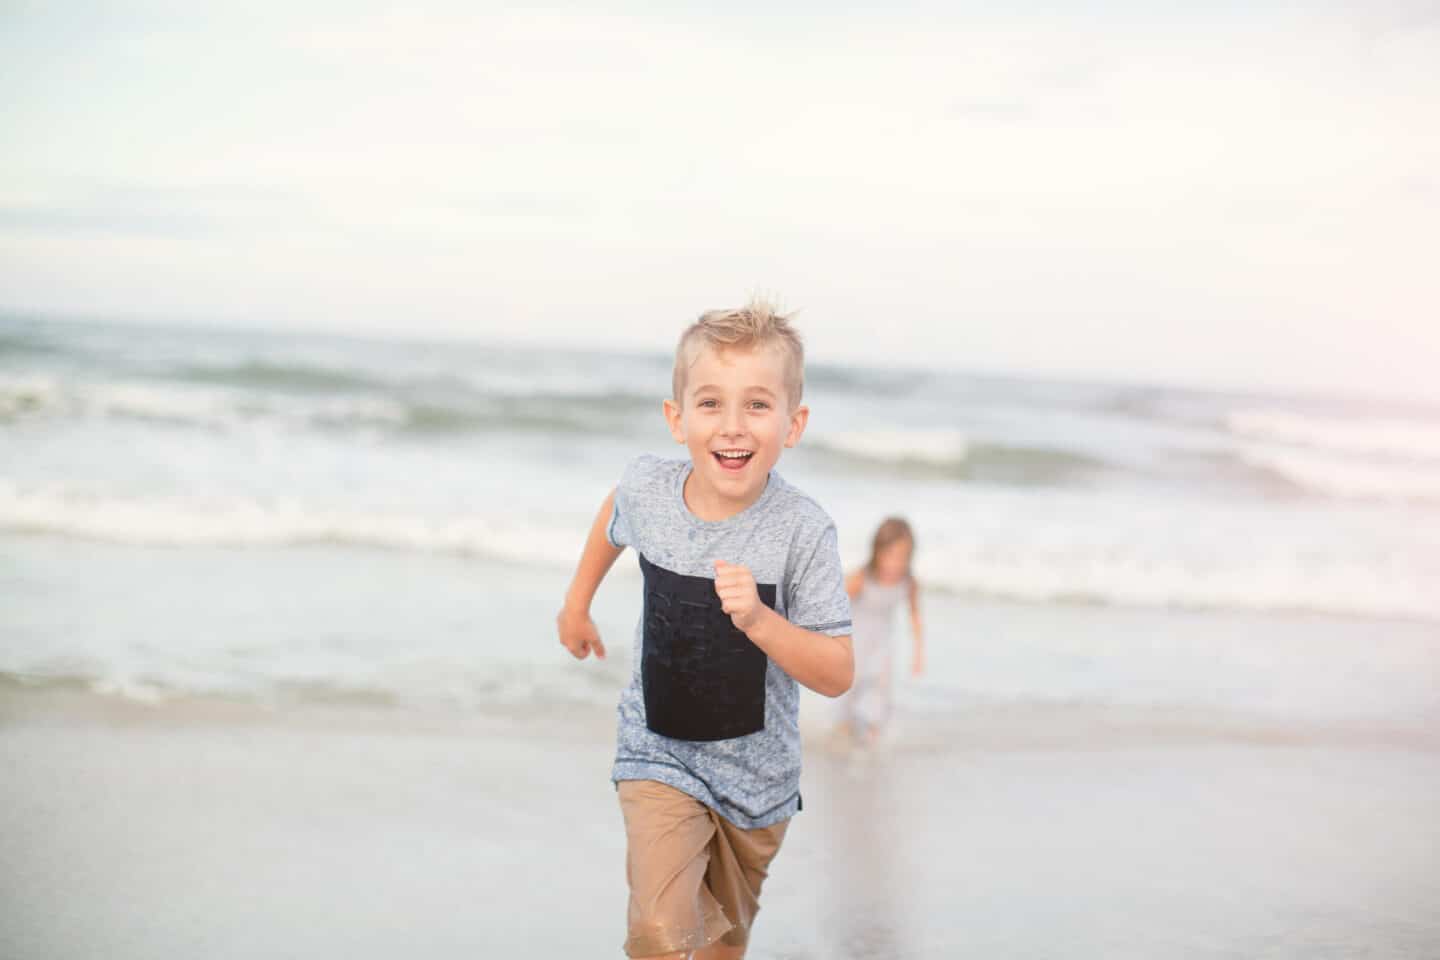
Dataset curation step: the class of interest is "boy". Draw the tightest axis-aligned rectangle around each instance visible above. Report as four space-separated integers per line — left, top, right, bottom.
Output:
555 297 855 959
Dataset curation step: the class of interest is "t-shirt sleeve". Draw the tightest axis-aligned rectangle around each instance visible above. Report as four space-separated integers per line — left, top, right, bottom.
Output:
604 454 647 549
606 489 630 549
785 519 853 636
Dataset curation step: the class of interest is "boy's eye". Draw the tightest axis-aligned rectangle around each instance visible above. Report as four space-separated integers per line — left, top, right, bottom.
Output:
696 398 768 409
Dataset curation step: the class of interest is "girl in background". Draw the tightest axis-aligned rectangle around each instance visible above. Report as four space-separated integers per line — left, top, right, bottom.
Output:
837 516 924 748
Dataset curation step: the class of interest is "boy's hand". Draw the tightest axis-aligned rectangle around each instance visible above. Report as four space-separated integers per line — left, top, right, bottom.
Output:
556 605 606 660
714 559 768 635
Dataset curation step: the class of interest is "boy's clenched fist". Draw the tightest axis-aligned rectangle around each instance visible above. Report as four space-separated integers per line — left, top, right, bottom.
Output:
714 559 769 635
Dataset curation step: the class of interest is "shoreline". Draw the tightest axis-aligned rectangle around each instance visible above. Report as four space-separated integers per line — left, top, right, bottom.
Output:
4 672 1435 755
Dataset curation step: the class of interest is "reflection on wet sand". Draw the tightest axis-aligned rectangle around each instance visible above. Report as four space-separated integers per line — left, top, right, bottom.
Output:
813 744 917 959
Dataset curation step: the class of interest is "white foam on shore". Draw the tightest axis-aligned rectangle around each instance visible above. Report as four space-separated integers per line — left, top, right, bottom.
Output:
0 479 586 567
808 428 970 466
3 477 1437 623
910 531 1439 623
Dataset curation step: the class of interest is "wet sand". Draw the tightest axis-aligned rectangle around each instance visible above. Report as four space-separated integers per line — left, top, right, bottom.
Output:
3 682 1438 959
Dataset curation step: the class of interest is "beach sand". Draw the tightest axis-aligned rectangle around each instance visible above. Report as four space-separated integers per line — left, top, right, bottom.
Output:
3 679 1438 959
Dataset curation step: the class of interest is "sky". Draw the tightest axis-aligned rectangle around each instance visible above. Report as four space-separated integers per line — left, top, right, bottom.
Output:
2 1 1437 402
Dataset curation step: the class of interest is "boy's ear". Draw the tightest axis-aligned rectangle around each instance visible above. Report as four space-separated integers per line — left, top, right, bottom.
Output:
784 404 810 448
662 398 686 444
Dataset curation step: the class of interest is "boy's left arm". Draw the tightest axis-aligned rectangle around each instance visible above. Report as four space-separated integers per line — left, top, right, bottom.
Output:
714 560 854 697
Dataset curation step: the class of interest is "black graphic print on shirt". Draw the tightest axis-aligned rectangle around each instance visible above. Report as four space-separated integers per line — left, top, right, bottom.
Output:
638 553 778 742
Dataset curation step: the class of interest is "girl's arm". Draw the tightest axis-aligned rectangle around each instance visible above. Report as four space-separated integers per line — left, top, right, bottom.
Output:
908 575 925 677
844 568 864 600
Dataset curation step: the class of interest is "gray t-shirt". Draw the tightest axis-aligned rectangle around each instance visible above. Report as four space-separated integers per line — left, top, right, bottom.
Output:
605 453 853 828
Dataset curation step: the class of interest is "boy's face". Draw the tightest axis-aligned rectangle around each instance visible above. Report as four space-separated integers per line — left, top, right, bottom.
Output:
663 343 809 511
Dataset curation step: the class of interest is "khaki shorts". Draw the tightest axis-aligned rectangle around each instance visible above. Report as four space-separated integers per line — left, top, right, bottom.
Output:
616 778 790 957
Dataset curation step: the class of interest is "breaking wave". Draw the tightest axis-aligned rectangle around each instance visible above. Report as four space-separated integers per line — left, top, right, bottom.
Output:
4 480 1434 623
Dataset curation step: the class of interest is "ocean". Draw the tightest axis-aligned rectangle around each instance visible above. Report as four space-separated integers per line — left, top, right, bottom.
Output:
4 311 1440 959
1 311 1437 733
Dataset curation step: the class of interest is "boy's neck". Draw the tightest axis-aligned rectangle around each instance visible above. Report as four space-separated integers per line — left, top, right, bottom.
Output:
683 467 768 522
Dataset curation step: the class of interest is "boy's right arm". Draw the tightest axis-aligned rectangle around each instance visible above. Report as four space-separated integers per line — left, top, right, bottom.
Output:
556 487 624 661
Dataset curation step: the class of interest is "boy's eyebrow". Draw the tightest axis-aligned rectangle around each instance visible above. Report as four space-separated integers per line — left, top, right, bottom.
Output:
691 384 778 397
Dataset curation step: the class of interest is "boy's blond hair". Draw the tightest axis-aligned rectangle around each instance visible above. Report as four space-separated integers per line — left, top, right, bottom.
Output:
672 297 805 411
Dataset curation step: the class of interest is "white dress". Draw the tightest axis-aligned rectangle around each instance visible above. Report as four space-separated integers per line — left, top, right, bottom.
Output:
839 570 910 738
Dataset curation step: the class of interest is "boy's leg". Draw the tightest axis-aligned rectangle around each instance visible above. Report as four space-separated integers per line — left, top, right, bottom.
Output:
617 779 733 958
700 811 791 957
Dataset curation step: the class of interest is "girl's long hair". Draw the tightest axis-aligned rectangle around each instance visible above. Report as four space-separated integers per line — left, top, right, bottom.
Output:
864 516 915 580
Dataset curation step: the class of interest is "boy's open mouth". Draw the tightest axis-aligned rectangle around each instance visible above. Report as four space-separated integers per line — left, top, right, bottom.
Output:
713 449 754 472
